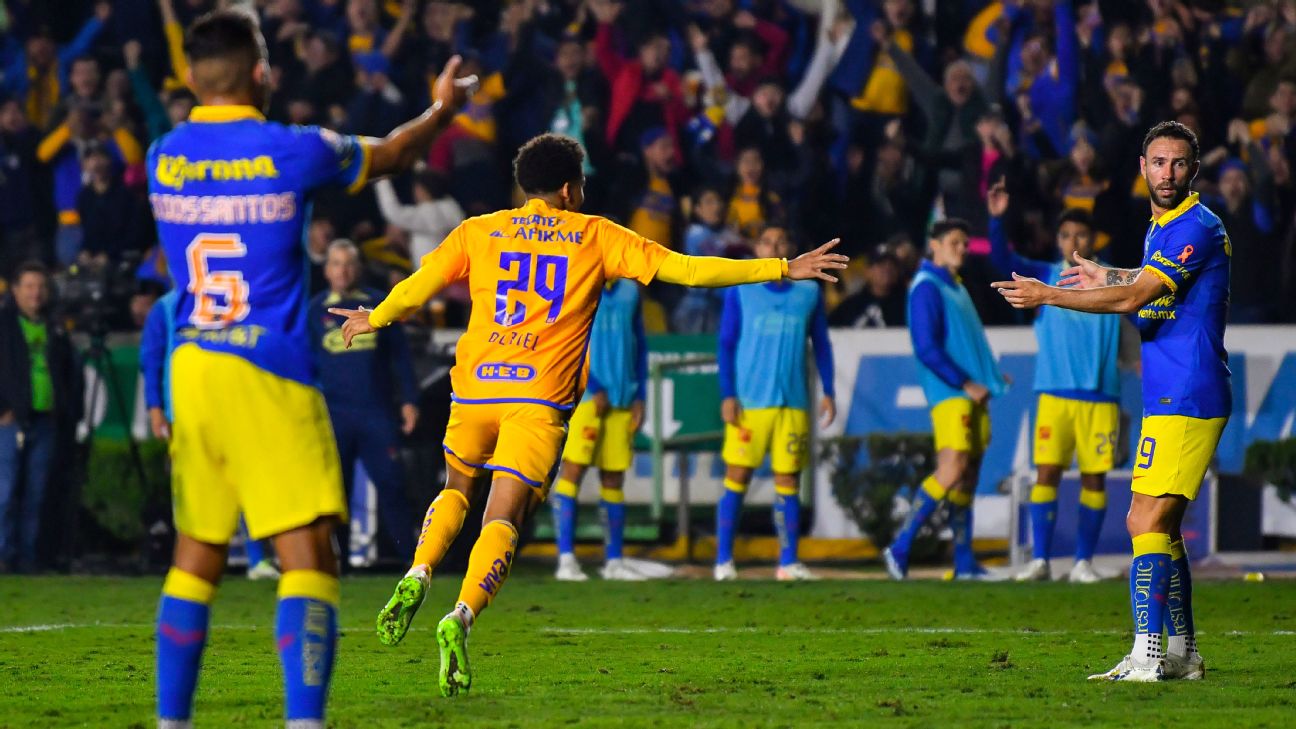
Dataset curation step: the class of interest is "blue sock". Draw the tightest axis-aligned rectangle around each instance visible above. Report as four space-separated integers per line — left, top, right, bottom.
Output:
1166 540 1195 654
773 490 801 566
1075 489 1107 563
276 571 339 722
553 493 577 555
715 481 745 565
600 488 625 561
246 538 266 567
156 569 214 721
1027 485 1058 561
1129 534 1172 660
892 476 945 557
951 505 976 574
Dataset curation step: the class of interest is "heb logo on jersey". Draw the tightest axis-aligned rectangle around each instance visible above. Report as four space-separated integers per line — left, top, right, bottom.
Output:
154 154 279 191
476 362 536 382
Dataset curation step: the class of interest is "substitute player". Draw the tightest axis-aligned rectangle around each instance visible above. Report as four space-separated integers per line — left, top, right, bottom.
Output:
146 9 474 726
984 188 1123 584
995 121 1228 682
713 226 835 582
551 277 648 582
330 133 847 697
883 219 1008 581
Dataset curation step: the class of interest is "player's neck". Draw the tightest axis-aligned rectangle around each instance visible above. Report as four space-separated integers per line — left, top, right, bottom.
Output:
196 93 260 109
527 194 565 210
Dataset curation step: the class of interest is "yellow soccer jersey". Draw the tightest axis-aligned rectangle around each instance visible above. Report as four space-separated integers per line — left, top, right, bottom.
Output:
370 198 673 409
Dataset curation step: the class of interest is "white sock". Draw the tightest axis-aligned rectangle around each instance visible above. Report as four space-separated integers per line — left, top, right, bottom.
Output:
1132 632 1163 662
1167 634 1197 657
453 601 475 631
405 564 430 581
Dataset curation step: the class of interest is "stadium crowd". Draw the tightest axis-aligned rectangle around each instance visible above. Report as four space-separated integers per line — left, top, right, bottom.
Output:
0 0 1293 334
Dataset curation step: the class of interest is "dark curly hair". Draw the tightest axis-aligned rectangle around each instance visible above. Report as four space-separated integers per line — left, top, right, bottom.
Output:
513 134 585 195
1141 121 1199 162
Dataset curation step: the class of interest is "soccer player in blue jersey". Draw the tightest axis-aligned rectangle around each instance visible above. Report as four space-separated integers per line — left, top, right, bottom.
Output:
140 290 278 581
995 121 1228 682
984 187 1124 584
551 278 648 582
884 219 1008 581
714 226 836 582
145 9 474 726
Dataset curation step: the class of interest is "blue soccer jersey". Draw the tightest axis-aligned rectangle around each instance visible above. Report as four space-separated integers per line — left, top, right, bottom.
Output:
146 105 370 385
1136 192 1231 418
585 279 648 409
717 280 835 410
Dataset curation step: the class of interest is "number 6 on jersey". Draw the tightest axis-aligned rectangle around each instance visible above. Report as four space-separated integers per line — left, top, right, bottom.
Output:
187 233 251 328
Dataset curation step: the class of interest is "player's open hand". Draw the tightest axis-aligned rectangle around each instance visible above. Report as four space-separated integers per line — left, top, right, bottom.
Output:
991 272 1050 309
148 407 171 441
327 306 377 348
787 239 848 283
819 396 837 428
1057 253 1107 289
433 55 479 112
400 403 419 435
721 397 742 426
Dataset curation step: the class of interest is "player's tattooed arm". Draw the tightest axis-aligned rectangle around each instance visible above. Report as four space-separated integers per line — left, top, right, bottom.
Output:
1104 268 1142 286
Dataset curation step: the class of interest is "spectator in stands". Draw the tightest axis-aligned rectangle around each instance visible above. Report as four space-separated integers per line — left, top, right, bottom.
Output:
374 170 465 265
0 99 43 277
828 244 907 328
345 52 407 137
593 1 687 157
1212 158 1279 323
727 146 783 241
610 126 681 247
0 3 111 130
76 146 145 268
673 186 745 333
0 262 82 573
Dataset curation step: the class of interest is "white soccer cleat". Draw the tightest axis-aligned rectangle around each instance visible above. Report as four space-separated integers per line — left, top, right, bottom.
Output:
1163 652 1206 680
555 553 589 582
601 558 648 581
714 561 738 581
246 559 280 581
1068 559 1106 584
882 547 907 581
1087 654 1164 682
1014 558 1051 582
775 562 818 581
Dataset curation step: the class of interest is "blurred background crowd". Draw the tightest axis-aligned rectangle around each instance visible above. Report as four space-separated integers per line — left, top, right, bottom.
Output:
2 0 1294 335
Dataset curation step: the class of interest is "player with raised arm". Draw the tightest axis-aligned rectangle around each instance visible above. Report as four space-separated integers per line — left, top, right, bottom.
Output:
329 133 847 697
713 226 836 582
551 276 649 582
984 188 1124 584
994 121 1229 682
883 219 1009 581
146 8 474 726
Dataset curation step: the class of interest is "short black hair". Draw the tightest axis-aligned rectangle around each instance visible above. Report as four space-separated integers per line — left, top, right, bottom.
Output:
1141 120 1199 162
929 218 971 241
1056 208 1094 232
184 10 264 87
513 134 584 195
13 260 49 282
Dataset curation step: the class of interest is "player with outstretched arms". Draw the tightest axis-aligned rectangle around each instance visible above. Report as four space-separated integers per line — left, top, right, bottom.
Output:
713 226 836 582
146 8 474 727
984 188 1124 584
329 133 848 697
994 121 1229 682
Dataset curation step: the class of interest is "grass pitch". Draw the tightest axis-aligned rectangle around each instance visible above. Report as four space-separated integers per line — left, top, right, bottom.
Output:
1 567 1293 728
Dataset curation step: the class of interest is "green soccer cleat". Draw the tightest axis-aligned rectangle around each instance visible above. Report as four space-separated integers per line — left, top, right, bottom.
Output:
375 567 430 647
436 613 472 697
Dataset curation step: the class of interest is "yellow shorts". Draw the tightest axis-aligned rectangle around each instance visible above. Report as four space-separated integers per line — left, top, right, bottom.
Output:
169 344 346 544
561 400 636 472
722 406 809 473
931 397 990 455
1131 414 1227 500
442 400 568 494
1033 394 1120 473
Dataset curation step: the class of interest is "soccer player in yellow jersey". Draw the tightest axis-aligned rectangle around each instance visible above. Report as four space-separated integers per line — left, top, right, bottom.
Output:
330 133 847 697
147 8 475 726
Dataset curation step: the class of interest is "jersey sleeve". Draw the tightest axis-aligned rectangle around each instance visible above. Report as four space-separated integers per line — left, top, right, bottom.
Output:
595 218 673 284
295 126 373 194
1144 219 1214 293
369 224 471 327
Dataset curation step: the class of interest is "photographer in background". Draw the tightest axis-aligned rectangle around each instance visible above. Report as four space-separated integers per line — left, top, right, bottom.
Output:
0 263 84 573
76 145 147 269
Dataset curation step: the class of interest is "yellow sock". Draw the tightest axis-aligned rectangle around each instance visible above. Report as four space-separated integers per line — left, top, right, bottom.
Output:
599 487 624 503
1030 484 1058 503
723 478 747 494
555 477 580 499
1078 488 1107 510
1169 538 1187 562
457 520 519 618
1131 532 1172 557
774 483 799 497
162 567 217 605
920 475 948 501
278 569 341 607
411 489 470 571
947 489 972 508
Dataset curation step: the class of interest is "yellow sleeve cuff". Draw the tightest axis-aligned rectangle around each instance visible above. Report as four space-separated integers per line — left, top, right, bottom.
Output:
1143 264 1177 293
346 139 374 195
654 252 784 287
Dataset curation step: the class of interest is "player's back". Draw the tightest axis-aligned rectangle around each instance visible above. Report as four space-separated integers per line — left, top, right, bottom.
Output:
147 106 368 384
444 198 667 409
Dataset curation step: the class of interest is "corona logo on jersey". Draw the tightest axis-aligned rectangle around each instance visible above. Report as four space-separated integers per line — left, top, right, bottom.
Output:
153 154 280 191
475 363 536 382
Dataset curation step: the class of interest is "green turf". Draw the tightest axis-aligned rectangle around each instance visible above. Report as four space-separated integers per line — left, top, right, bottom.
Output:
1 568 1293 728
